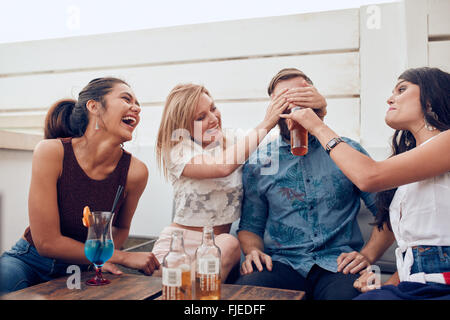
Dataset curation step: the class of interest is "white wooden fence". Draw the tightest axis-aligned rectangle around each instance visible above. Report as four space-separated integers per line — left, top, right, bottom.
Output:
0 0 449 251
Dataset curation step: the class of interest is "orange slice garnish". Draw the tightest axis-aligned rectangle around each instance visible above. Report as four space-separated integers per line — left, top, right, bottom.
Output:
82 206 92 227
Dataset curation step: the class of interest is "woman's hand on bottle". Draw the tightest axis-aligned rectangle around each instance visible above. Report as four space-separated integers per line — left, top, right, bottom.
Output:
279 107 326 135
263 88 291 129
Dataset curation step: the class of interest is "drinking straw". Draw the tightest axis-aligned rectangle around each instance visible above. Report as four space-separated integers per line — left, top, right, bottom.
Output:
111 185 124 215
102 185 124 239
93 185 124 264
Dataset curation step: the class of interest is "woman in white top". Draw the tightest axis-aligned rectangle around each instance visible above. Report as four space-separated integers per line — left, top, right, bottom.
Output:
153 83 326 281
281 67 450 299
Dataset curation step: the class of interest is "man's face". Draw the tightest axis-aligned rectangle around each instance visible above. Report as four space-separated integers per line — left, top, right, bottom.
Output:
271 77 309 141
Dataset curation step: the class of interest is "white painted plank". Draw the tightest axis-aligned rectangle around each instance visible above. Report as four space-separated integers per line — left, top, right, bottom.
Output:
323 98 360 142
0 52 359 111
428 40 450 72
428 0 450 37
360 3 407 150
0 130 42 150
0 9 359 75
124 143 173 237
0 99 360 149
0 112 46 129
404 0 428 67
0 98 361 144
134 98 360 147
0 148 34 251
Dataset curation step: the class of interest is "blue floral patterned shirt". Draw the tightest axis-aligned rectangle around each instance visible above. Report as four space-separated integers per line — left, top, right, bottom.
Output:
238 135 377 277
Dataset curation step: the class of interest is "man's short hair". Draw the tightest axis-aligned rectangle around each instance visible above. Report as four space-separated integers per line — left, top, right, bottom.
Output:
267 68 314 96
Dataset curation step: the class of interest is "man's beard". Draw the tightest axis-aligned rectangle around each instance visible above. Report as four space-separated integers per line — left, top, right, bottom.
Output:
278 118 291 142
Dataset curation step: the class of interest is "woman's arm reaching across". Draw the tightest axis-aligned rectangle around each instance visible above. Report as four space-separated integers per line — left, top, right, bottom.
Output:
281 108 450 192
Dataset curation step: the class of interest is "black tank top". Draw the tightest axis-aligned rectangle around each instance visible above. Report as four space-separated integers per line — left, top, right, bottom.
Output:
24 137 131 246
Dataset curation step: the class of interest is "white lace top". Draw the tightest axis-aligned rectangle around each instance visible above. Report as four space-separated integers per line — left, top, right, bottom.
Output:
389 133 450 283
166 137 243 227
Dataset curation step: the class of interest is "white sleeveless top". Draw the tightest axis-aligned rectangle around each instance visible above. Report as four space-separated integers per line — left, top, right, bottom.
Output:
389 133 450 283
166 137 243 227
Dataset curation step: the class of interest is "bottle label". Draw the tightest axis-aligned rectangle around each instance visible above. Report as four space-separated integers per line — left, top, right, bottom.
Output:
162 267 182 287
198 257 220 275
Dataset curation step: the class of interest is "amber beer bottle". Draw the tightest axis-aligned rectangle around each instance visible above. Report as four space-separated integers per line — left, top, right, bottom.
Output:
195 225 221 300
290 106 308 156
161 230 192 300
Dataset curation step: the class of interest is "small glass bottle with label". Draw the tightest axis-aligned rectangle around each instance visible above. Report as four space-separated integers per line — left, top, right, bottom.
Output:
195 225 221 300
161 230 192 300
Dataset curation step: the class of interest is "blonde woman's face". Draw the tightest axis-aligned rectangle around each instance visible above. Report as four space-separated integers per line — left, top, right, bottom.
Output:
192 92 223 147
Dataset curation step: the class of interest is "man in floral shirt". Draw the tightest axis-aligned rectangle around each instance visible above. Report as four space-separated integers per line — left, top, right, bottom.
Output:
235 68 394 300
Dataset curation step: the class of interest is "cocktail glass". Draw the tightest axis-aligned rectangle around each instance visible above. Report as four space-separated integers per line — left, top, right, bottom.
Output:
84 211 115 286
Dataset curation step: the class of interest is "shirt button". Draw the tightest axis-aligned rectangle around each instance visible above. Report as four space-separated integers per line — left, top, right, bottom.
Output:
306 179 311 183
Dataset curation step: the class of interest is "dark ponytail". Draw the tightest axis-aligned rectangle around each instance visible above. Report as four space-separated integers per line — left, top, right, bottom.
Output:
44 77 129 139
44 99 76 139
372 67 450 231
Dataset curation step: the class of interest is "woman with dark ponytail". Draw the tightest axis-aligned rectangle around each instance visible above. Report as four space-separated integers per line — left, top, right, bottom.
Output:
0 77 159 294
280 67 450 299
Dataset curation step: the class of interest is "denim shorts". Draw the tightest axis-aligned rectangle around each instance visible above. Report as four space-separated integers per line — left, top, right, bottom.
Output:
0 238 87 294
410 245 450 275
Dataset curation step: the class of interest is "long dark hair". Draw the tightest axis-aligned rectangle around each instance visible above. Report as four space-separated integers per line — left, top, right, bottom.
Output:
373 67 450 230
44 77 129 139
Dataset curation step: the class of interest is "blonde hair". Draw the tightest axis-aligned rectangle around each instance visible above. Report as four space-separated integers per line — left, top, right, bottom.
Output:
156 83 213 179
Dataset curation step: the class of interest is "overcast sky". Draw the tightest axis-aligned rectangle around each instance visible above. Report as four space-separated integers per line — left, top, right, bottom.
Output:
0 0 397 44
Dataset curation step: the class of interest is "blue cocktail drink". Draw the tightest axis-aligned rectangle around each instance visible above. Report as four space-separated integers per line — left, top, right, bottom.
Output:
85 239 114 267
84 211 115 286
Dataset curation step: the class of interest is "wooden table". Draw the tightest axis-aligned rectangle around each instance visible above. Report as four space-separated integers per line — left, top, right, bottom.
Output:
154 284 304 300
1 272 162 300
221 284 304 300
1 272 304 300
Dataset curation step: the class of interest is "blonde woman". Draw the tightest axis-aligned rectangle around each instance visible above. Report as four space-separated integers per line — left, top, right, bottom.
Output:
152 83 326 281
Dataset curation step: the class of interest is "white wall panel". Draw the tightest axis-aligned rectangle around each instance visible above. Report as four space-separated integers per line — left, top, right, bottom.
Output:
360 3 406 155
428 0 450 37
0 149 33 251
0 112 46 129
429 41 450 72
0 52 359 111
0 9 359 75
0 6 382 242
134 98 360 147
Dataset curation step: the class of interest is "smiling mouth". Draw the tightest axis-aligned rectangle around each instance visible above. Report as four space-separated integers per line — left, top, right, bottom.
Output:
205 126 219 134
121 116 137 127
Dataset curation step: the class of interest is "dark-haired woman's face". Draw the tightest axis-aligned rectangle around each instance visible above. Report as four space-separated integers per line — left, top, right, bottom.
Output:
99 83 141 142
385 80 423 131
